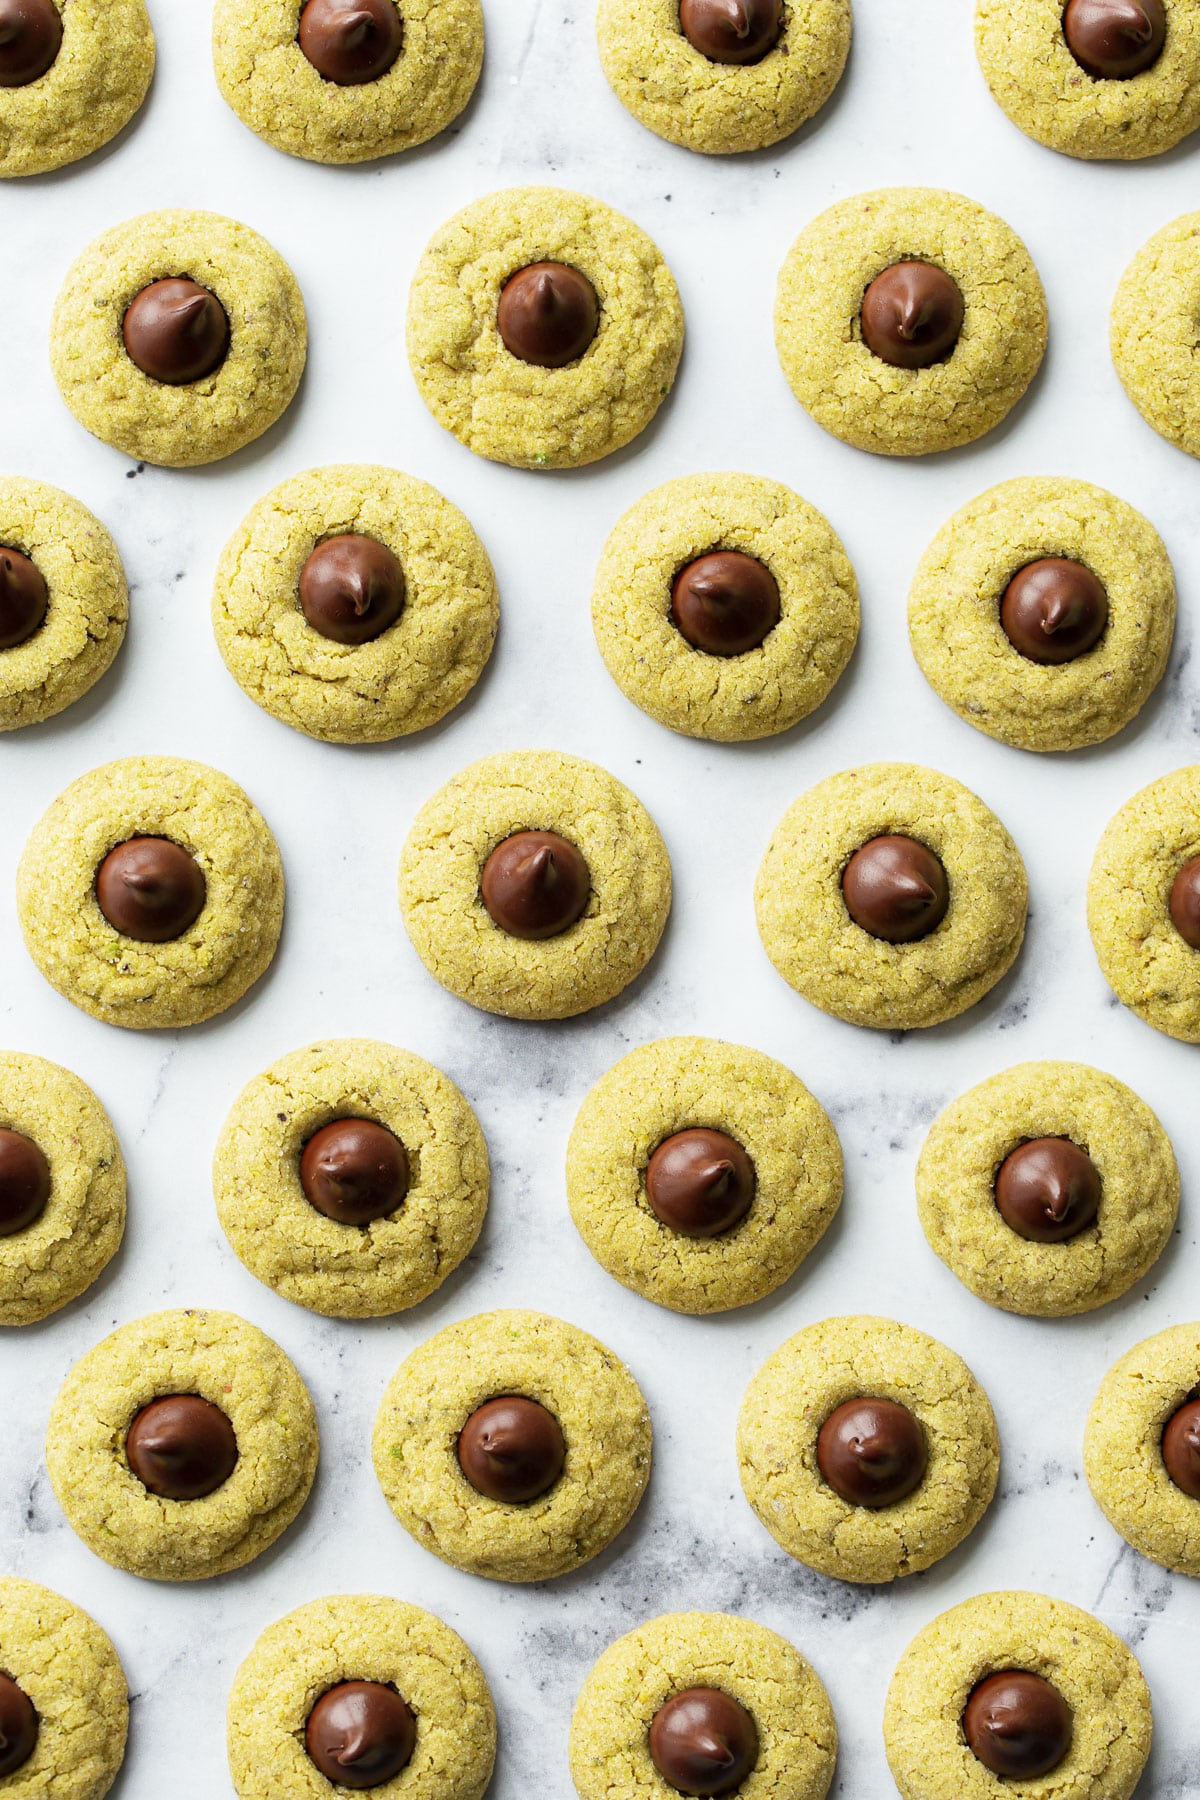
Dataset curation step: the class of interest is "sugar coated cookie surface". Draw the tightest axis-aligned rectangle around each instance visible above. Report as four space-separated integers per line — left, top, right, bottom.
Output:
0 1578 128 1799
0 0 154 178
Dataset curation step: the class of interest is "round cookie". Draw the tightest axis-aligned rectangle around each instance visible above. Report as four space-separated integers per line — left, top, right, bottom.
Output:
46 1307 318 1581
596 0 850 156
17 755 285 1031
917 1062 1178 1318
213 0 483 165
737 1315 998 1584
0 1050 125 1327
212 463 498 744
398 749 671 1021
883 1590 1152 1800
0 477 128 732
227 1593 495 1800
775 188 1047 458
0 0 154 179
1089 765 1200 1041
407 186 684 470
908 477 1175 753
1085 1323 1200 1577
566 1036 842 1315
50 210 306 468
0 1578 127 1800
755 762 1028 1031
591 472 859 742
214 1038 489 1319
976 0 1200 161
372 1308 651 1582
569 1611 836 1800
1112 213 1200 460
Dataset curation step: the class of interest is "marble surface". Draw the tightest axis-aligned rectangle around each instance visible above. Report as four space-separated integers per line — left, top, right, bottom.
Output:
2 1 1200 1794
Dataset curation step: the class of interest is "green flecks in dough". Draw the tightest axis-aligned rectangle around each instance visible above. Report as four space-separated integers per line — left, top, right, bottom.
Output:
567 1036 842 1314
569 1611 836 1800
0 1579 127 1800
399 749 671 1021
909 476 1174 753
592 471 858 743
1112 213 1200 459
755 761 1027 1031
775 187 1046 457
737 1315 999 1584
213 0 482 165
1085 1323 1200 1577
0 0 154 178
596 0 850 155
407 186 684 470
917 1061 1178 1317
372 1309 651 1583
214 1038 488 1318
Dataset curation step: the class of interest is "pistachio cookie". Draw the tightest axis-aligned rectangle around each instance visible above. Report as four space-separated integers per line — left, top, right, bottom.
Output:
977 0 1200 160
917 1062 1178 1318
1085 1322 1200 1577
1113 212 1200 459
18 755 285 1031
737 1315 999 1584
570 1612 836 1800
0 1050 125 1327
399 749 671 1021
0 1579 128 1800
228 1594 496 1800
51 210 306 468
591 472 858 742
213 0 483 165
884 1591 1152 1800
214 1038 489 1319
1089 765 1200 1041
596 0 851 156
775 188 1047 457
46 1308 318 1581
755 762 1027 1031
213 463 498 744
566 1037 842 1315
0 0 154 178
407 186 684 470
372 1308 651 1582
909 478 1174 753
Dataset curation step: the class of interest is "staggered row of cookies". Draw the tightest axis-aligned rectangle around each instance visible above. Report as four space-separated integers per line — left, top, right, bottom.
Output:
3 1 1194 174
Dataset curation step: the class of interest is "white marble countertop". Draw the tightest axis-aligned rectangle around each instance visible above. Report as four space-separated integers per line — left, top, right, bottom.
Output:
2 1 1199 1794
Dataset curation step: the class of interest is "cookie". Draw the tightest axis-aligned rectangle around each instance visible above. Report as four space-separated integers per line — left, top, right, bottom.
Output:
46 1307 318 1581
0 1579 127 1800
0 0 154 178
227 1593 496 1800
596 0 850 155
566 1036 842 1315
398 749 671 1021
17 754 285 1031
1112 212 1200 460
0 1050 125 1327
1085 1322 1200 1578
1088 765 1200 1041
214 1038 489 1319
213 0 483 165
569 1611 836 1800
0 477 128 732
212 463 498 744
50 209 306 468
591 472 859 742
372 1308 651 1582
407 186 684 470
976 0 1200 160
755 762 1028 1031
917 1061 1179 1318
737 1314 999 1584
775 188 1047 457
908 477 1175 753
883 1590 1152 1800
